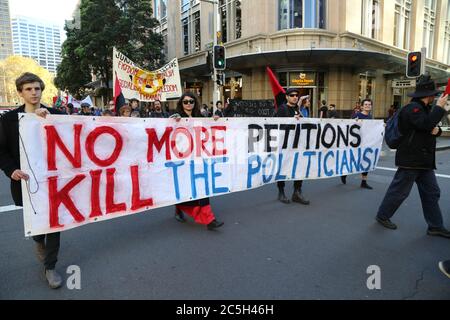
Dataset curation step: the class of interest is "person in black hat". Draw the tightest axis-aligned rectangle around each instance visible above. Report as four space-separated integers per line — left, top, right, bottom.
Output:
376 74 450 238
275 88 310 205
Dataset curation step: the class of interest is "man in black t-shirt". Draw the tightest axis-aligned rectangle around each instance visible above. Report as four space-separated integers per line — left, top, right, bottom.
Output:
319 100 328 118
275 88 310 205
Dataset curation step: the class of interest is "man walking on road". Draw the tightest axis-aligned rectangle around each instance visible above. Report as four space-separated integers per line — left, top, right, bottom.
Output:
0 73 64 288
275 88 310 205
375 75 450 238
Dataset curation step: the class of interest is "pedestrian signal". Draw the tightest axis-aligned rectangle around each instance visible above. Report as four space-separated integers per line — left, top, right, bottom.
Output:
216 73 225 86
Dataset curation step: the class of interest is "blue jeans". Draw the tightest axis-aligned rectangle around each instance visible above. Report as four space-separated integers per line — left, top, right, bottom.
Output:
377 168 443 229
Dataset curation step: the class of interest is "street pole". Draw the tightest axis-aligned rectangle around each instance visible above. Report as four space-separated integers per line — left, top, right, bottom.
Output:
212 0 219 114
199 0 220 112
420 47 426 75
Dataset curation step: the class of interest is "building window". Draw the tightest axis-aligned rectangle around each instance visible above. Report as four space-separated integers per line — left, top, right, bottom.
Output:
193 11 201 52
154 0 167 24
220 0 227 43
444 3 450 64
236 0 242 39
279 0 326 30
219 0 242 43
423 0 436 58
182 17 189 55
361 0 380 39
393 0 411 49
180 1 201 55
161 29 168 58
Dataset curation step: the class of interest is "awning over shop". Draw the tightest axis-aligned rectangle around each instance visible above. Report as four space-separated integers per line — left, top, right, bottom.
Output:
180 49 449 82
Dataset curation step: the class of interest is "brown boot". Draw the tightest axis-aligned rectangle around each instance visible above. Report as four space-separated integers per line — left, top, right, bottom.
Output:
292 190 310 205
278 188 290 204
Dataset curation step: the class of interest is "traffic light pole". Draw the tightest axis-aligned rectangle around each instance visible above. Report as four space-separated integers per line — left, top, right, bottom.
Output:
420 47 426 75
212 0 219 114
200 0 221 113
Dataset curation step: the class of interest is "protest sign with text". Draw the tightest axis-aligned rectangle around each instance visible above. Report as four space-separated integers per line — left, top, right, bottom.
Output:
113 47 182 102
19 115 384 236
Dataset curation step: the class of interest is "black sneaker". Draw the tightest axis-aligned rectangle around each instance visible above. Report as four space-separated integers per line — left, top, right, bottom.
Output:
438 260 450 279
361 181 373 189
174 208 186 223
427 227 450 239
207 220 224 230
376 216 397 230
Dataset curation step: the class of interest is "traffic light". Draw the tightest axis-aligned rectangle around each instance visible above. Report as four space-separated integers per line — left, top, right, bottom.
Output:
216 72 225 86
406 51 422 78
213 45 226 70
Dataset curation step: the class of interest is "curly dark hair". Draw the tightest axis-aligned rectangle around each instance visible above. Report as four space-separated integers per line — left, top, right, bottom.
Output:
176 92 202 117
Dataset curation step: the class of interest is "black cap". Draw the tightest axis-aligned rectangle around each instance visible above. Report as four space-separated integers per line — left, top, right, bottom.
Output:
285 88 300 95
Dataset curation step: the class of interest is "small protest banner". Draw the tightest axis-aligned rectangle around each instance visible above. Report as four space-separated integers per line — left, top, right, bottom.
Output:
228 100 275 117
113 47 182 102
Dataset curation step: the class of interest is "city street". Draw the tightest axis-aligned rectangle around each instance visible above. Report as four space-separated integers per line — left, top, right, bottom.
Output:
1 144 450 300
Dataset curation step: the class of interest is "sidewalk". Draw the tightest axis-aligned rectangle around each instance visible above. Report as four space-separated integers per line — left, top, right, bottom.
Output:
436 136 450 151
381 136 450 156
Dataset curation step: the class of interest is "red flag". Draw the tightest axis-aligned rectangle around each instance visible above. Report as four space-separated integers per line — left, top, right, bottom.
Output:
266 66 286 111
114 72 126 114
445 78 450 95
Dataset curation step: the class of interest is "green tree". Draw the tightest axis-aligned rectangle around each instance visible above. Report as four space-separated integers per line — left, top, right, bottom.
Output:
55 0 164 100
54 24 91 99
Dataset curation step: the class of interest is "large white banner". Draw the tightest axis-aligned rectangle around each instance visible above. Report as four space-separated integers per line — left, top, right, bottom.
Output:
19 115 384 236
113 47 182 102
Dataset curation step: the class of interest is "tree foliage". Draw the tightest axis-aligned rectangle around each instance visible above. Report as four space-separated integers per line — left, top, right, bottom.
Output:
54 24 91 98
0 56 58 105
55 0 164 99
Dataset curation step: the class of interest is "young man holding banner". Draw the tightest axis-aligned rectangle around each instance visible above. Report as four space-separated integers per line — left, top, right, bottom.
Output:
275 88 310 205
0 73 64 289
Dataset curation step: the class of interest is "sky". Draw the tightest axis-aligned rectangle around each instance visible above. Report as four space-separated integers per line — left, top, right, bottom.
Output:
9 0 79 38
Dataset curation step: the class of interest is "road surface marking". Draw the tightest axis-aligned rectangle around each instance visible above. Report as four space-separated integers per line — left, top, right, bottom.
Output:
0 205 22 214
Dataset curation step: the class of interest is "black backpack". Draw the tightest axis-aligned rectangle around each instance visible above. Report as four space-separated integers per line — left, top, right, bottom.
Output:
385 109 403 149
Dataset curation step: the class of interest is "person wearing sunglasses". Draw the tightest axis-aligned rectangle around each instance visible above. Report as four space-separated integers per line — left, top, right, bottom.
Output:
275 88 310 206
170 92 224 230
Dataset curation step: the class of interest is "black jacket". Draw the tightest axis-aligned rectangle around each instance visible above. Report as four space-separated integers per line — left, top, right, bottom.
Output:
275 103 299 118
150 111 169 118
396 99 445 169
0 105 62 205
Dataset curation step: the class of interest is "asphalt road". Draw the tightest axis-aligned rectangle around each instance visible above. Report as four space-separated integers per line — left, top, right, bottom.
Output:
1 147 450 300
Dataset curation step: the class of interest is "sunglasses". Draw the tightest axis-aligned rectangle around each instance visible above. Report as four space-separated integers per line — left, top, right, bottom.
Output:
289 94 299 97
183 99 195 105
